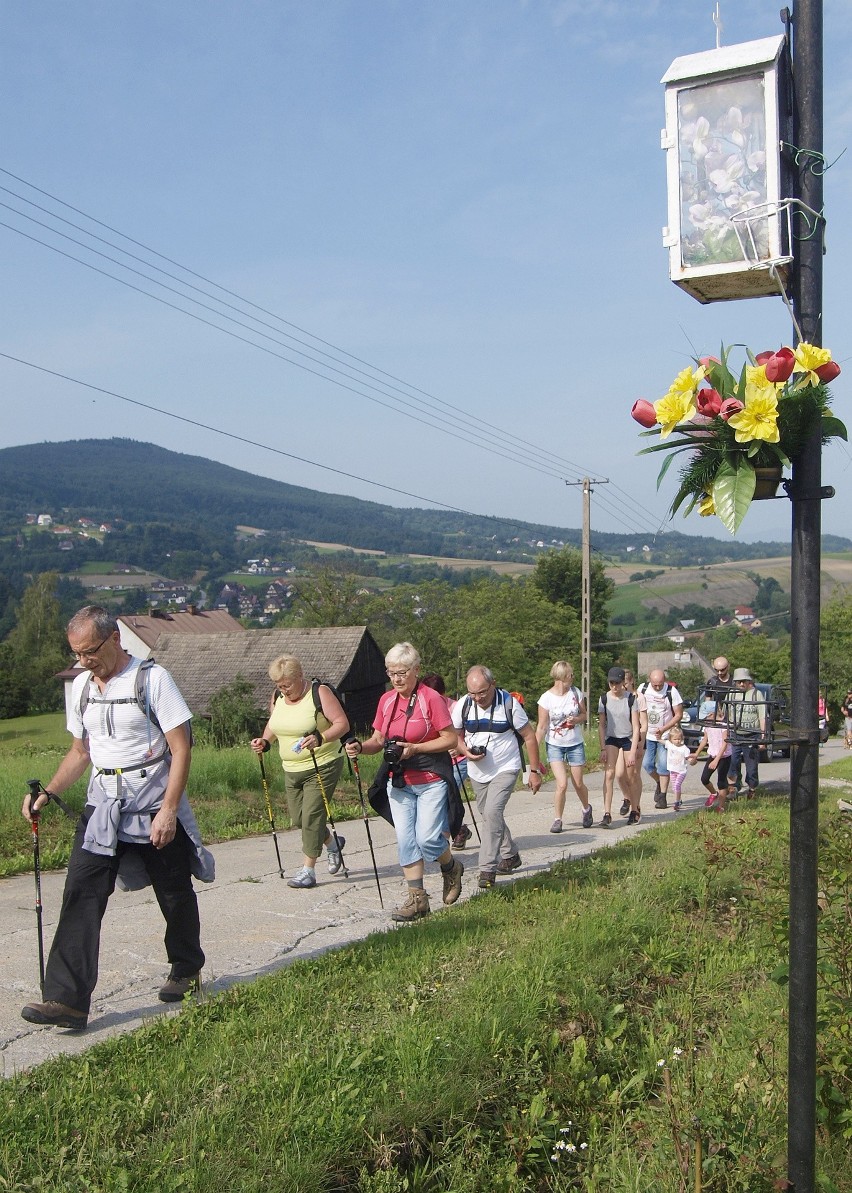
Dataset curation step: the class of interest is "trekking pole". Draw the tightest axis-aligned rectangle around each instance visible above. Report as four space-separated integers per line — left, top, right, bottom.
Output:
26 780 46 995
257 754 285 878
308 749 349 879
453 761 482 844
349 756 383 907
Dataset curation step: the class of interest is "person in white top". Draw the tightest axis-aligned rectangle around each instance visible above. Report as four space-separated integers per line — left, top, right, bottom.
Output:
20 606 207 1030
535 660 592 832
639 669 683 810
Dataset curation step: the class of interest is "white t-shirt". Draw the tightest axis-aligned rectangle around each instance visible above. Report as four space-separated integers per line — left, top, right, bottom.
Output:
69 657 192 771
537 687 585 748
665 741 691 775
640 682 683 741
451 690 528 781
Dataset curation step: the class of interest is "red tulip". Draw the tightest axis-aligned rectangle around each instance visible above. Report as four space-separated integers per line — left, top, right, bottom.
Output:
763 347 796 383
696 387 722 417
699 355 720 369
815 360 841 383
631 399 657 428
755 351 774 366
720 398 744 421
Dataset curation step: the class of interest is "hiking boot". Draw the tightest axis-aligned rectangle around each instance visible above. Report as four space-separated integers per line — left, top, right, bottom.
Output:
601 813 612 828
619 799 630 816
549 819 563 834
391 888 431 922
495 852 522 874
478 871 497 889
582 806 594 829
673 801 682 811
654 793 668 809
442 858 464 904
452 825 472 850
21 1000 88 1030
288 866 317 889
158 974 201 1003
326 835 346 875
627 809 641 825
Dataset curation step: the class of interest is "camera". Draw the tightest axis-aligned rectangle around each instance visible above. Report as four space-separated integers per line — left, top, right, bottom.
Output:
383 739 405 765
468 744 487 758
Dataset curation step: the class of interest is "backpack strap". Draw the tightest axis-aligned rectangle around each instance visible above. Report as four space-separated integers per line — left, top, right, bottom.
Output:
311 678 356 747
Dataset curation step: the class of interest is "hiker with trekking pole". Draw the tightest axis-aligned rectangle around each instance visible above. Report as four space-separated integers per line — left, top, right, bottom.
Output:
250 654 353 890
344 642 465 923
21 606 213 1031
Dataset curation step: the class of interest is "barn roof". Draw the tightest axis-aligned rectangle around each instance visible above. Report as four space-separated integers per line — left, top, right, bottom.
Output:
119 609 244 649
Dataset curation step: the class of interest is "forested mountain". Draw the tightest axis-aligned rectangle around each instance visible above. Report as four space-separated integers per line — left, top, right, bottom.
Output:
2 438 850 567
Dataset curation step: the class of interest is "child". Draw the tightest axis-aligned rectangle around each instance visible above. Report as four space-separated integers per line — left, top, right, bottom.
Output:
690 704 732 812
664 726 691 811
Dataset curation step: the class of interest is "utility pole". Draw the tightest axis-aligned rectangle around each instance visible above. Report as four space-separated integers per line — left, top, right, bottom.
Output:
788 2 824 1189
566 478 608 703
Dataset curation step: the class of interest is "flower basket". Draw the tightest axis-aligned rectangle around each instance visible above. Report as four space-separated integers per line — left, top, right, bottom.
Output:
632 342 845 534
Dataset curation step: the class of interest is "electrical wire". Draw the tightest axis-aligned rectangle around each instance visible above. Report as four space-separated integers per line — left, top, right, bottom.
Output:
0 166 669 536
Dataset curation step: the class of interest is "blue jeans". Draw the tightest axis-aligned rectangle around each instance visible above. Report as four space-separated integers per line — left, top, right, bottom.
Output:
643 738 669 777
546 742 586 766
388 779 449 867
730 741 760 792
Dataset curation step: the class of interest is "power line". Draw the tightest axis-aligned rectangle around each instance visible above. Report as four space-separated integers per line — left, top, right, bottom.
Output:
0 166 670 536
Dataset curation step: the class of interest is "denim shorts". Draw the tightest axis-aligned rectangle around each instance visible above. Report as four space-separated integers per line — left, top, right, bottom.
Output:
546 742 586 766
388 778 449 868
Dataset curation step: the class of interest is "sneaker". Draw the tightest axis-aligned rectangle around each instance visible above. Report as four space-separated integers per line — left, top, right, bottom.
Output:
703 793 718 809
673 801 682 811
495 852 522 874
452 825 472 850
601 813 612 828
627 809 641 825
619 799 630 816
478 871 497 889
21 1000 88 1030
442 858 464 904
654 794 668 809
326 834 346 875
288 866 317 889
391 888 430 922
582 806 594 829
158 974 201 1003
549 819 563 834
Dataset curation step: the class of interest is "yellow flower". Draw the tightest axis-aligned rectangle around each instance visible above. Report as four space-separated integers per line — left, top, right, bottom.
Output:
654 367 702 437
727 386 780 444
698 493 715 517
793 342 834 387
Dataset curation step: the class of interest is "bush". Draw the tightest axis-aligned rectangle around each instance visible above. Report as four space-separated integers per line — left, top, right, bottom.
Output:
205 675 267 748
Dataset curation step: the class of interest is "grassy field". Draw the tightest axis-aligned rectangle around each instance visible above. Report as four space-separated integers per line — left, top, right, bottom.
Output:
2 787 849 1191
0 714 386 879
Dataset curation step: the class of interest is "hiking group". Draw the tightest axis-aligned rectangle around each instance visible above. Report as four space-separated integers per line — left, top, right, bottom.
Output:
19 608 767 1031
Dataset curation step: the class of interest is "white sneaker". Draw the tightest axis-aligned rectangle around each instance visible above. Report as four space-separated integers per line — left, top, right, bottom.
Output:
288 866 317 889
326 835 346 874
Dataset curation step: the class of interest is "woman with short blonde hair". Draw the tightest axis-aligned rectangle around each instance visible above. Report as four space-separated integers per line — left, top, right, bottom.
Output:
536 660 592 833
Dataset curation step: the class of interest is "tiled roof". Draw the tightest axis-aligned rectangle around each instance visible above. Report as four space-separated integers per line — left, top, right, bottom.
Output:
152 626 386 720
119 609 245 648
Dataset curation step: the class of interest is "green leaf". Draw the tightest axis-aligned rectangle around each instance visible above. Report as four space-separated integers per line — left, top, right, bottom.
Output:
712 459 756 535
821 415 848 442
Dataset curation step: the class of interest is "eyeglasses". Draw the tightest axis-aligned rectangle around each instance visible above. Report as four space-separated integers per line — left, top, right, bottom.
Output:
386 667 412 679
72 637 109 660
467 686 493 699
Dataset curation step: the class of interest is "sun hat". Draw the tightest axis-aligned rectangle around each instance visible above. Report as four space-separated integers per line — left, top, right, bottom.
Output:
732 667 753 682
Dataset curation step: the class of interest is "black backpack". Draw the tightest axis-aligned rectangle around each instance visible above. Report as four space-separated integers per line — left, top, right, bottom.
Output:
273 678 356 747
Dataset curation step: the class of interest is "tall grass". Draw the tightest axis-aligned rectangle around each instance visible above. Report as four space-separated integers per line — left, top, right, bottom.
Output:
0 714 386 877
2 795 850 1191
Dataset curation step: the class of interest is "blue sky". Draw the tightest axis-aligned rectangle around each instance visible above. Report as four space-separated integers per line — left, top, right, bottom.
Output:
2 0 850 543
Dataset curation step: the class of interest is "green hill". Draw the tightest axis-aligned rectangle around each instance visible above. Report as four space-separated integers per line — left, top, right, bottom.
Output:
2 438 850 566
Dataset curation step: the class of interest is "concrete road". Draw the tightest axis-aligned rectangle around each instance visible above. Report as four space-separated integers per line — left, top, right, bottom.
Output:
2 739 846 1076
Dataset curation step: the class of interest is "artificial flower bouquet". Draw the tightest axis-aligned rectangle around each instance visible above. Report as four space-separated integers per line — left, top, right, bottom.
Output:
632 342 845 534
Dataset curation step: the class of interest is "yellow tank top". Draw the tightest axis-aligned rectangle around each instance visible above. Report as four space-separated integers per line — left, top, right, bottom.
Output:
268 685 340 773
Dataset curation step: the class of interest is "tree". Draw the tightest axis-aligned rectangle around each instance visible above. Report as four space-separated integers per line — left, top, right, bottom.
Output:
288 566 367 627
820 593 852 715
3 572 70 713
206 676 267 747
532 547 614 644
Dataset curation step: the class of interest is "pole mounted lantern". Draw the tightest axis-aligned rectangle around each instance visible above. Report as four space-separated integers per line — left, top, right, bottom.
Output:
661 34 793 303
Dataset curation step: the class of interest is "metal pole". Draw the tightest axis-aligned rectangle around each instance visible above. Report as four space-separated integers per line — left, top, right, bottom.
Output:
582 479 591 707
788 2 823 1188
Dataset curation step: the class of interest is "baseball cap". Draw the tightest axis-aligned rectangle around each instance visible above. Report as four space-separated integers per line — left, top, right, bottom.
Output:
607 666 626 684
